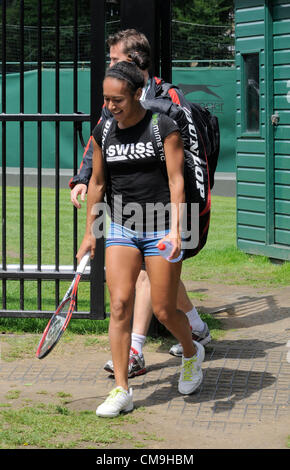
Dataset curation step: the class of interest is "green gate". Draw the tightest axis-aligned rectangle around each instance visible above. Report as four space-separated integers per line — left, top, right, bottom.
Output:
235 0 290 260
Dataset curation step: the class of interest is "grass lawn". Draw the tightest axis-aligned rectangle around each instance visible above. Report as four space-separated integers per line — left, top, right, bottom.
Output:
0 397 158 449
0 403 133 449
182 196 290 288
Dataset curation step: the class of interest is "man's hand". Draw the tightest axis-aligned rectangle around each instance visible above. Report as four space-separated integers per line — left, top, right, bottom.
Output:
71 183 87 209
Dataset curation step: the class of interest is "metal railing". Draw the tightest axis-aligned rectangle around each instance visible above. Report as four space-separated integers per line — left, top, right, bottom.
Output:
0 0 106 320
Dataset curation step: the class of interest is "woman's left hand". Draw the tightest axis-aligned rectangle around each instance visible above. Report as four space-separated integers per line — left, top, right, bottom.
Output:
156 232 182 261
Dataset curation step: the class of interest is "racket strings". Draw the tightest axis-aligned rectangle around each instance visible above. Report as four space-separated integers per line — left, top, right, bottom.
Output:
36 259 88 359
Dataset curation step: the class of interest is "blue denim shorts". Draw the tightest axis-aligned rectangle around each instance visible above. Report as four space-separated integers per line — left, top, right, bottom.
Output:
106 222 169 257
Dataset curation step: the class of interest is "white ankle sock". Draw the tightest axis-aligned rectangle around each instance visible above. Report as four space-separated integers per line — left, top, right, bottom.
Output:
186 307 204 332
131 333 146 356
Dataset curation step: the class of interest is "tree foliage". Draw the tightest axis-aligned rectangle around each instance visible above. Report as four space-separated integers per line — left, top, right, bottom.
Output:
173 0 234 25
172 0 234 63
4 0 89 26
2 0 234 27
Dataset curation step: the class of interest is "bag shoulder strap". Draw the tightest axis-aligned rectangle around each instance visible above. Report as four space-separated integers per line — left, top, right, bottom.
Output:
101 118 114 156
149 112 169 185
100 118 114 204
150 113 166 162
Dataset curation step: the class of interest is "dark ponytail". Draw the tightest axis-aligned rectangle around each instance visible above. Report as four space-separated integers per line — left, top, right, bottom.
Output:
128 51 150 71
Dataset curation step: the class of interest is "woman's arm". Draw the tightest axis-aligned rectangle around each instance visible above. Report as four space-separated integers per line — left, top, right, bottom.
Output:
159 130 185 260
77 137 106 261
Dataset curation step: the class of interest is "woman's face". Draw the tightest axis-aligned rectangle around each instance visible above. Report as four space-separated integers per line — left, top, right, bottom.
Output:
103 77 141 126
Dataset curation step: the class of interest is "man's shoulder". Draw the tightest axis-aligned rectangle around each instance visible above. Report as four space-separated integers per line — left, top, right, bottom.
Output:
150 76 185 104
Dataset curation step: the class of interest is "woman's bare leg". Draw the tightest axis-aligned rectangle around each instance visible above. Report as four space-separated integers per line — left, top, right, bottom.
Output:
105 245 142 390
144 256 196 358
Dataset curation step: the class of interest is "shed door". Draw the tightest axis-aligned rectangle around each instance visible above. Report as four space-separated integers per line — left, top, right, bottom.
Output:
273 2 290 247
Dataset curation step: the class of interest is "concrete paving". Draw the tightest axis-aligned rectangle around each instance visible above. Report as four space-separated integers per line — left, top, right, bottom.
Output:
0 281 289 448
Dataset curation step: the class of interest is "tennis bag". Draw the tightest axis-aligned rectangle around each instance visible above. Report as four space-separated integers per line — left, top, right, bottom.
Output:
156 82 220 190
142 97 220 260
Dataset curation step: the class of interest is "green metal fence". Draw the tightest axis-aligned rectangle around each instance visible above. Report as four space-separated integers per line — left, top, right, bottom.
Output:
0 66 236 172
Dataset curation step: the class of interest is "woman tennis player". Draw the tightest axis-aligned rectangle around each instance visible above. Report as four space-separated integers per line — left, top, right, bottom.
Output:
77 61 205 417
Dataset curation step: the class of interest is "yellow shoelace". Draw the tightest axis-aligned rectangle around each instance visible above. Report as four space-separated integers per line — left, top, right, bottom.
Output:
182 357 197 381
106 387 125 402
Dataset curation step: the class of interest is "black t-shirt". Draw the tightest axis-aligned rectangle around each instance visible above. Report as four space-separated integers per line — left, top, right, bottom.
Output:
93 110 179 232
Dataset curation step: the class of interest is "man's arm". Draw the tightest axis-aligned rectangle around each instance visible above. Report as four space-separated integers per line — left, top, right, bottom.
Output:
76 137 106 261
70 137 94 208
69 106 111 190
69 137 94 190
69 106 112 208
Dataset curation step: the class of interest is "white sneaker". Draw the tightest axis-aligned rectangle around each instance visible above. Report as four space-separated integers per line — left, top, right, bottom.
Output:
178 341 205 395
96 386 133 418
103 347 147 378
169 322 211 357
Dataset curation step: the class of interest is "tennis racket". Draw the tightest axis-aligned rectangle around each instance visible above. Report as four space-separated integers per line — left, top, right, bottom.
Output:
36 251 91 359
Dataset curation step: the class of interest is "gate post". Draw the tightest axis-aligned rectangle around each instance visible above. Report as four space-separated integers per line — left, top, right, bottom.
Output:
89 0 106 319
160 0 172 83
120 0 172 81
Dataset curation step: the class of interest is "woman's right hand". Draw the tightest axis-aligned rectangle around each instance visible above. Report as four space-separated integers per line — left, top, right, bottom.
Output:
77 233 96 263
157 231 181 261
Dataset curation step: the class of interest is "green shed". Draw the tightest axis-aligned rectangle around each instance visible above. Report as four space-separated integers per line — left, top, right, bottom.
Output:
235 0 290 260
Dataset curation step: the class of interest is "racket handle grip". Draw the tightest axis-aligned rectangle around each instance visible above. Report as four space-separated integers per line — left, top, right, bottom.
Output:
77 251 90 274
